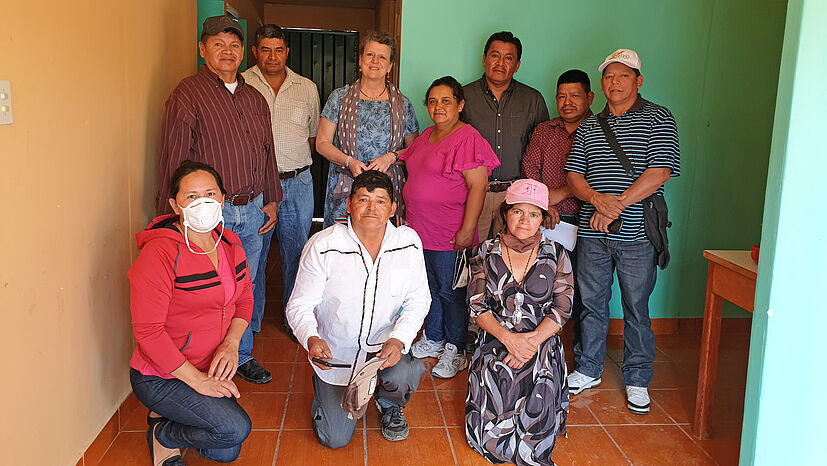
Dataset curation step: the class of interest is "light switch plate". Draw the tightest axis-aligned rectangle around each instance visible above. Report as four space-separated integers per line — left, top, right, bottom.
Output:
0 80 13 125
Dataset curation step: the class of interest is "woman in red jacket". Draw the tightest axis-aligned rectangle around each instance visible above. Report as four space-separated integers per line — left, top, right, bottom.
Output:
129 160 253 465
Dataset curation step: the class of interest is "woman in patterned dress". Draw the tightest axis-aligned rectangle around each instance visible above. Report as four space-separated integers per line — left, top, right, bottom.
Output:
316 31 419 227
465 179 574 466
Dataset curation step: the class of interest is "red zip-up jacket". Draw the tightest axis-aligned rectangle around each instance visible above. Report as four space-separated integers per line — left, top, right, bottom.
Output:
128 215 253 377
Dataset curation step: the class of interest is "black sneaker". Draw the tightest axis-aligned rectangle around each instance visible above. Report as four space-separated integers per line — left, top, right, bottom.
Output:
236 360 272 384
378 402 409 441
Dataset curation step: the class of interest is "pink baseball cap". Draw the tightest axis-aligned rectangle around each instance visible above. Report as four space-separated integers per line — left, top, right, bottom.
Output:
505 179 548 211
598 48 642 73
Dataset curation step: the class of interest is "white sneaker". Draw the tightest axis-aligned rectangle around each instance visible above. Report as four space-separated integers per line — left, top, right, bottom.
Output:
567 370 601 395
431 343 467 378
626 386 650 415
410 336 444 359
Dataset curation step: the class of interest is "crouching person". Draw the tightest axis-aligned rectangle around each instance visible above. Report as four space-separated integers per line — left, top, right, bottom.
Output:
286 171 431 447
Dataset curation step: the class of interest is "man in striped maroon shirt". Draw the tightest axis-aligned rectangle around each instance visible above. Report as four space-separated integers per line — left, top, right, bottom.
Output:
156 16 282 384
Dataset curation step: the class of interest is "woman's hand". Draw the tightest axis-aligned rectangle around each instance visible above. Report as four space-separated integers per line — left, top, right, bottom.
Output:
192 373 242 398
208 338 240 381
503 352 529 369
366 152 396 173
450 227 475 251
501 330 539 362
347 157 368 177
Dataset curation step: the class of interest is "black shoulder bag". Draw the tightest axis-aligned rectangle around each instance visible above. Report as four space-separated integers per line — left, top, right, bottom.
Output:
597 116 672 270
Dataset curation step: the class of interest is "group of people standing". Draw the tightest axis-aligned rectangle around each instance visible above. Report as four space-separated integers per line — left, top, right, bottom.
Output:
127 14 679 466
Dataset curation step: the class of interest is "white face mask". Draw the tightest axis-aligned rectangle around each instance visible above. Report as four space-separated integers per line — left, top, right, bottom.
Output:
177 197 224 254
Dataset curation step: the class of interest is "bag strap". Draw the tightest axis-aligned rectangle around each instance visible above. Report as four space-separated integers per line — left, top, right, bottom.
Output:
597 116 636 178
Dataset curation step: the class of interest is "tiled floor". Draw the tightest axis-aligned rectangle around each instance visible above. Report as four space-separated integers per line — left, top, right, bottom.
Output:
97 240 748 465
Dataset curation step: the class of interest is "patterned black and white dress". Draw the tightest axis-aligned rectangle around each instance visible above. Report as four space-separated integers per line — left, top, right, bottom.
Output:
465 236 573 466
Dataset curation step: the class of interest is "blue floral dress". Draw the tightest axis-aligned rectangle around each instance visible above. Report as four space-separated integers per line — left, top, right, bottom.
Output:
320 85 419 226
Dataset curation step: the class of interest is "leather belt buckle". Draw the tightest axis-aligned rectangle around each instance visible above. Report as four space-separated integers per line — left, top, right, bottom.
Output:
228 192 254 206
279 164 310 180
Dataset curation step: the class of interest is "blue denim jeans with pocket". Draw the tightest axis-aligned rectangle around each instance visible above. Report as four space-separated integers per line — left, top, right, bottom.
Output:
422 249 468 348
222 193 269 366
573 237 657 387
130 369 252 462
276 169 315 320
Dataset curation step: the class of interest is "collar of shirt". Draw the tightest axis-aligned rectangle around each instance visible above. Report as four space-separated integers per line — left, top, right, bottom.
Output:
247 65 300 97
549 109 594 135
598 94 647 118
478 74 515 102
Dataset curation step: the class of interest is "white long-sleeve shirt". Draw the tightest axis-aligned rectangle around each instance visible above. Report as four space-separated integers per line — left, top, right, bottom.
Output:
286 220 431 386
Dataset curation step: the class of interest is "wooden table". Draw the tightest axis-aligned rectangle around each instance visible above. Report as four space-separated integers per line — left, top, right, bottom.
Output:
692 250 757 439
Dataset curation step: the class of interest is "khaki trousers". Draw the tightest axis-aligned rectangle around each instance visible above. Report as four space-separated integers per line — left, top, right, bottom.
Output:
476 190 508 242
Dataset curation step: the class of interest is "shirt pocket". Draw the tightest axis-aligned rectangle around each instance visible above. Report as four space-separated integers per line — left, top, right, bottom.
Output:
509 112 529 136
388 268 410 297
288 101 311 127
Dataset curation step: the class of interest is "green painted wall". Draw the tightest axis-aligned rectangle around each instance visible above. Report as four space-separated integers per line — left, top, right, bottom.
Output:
741 0 827 463
197 0 227 69
400 0 787 319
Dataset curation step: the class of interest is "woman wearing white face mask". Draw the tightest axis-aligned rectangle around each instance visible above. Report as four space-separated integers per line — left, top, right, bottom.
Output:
128 160 254 465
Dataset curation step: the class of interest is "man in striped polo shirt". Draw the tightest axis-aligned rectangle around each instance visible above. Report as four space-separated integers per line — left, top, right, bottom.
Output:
564 49 680 415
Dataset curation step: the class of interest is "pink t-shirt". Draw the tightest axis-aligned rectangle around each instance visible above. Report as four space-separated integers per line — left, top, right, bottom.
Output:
401 124 500 250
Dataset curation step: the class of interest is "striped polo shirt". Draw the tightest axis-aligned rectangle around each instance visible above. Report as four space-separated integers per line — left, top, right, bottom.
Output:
565 95 680 241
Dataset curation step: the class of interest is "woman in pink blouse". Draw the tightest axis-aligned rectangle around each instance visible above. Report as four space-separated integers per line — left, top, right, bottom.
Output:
403 76 500 378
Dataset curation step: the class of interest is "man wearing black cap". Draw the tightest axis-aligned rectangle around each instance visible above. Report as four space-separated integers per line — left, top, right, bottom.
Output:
156 15 283 384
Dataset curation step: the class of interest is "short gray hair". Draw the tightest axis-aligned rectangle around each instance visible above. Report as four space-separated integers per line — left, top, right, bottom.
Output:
359 31 396 63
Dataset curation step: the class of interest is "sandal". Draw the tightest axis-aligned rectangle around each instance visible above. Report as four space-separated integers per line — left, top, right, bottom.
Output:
146 420 186 466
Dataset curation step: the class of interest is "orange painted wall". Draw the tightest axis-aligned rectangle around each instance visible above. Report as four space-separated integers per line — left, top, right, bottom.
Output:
0 0 196 464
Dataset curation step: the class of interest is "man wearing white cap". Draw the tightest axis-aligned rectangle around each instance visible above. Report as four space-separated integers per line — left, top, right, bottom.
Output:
563 49 680 414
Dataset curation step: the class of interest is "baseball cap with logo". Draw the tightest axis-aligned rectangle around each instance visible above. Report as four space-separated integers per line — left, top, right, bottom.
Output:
201 15 244 42
505 179 549 211
598 49 642 73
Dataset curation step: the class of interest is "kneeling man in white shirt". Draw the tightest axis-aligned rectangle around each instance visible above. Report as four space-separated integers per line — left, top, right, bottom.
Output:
286 170 431 448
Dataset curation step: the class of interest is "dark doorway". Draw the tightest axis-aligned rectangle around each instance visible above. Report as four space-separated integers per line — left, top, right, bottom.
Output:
284 28 359 218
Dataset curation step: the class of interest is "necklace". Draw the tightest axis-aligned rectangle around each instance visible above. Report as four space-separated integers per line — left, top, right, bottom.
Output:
360 86 387 100
504 242 536 285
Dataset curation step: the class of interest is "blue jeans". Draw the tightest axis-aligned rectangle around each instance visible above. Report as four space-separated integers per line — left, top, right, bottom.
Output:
222 193 269 366
276 169 315 319
130 369 252 462
422 249 468 348
573 237 657 387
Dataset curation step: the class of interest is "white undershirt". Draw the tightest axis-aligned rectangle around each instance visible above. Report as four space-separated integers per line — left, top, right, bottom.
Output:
224 81 238 93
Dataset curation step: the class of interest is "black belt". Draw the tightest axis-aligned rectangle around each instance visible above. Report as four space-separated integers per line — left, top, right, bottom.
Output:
279 165 311 180
227 192 255 206
488 180 514 193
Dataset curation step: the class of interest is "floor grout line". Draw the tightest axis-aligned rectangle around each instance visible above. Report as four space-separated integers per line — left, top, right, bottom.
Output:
427 359 460 466
583 396 633 465
675 422 719 465
271 361 297 466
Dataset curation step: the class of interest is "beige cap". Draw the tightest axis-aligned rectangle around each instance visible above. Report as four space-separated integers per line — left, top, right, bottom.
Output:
598 49 641 73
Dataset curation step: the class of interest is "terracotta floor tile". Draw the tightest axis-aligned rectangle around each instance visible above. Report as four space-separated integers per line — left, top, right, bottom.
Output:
431 367 471 391
436 390 467 426
184 431 277 465
577 389 672 425
366 428 453 466
692 422 742 466
605 425 714 465
236 362 294 392
649 361 698 390
238 392 287 430
597 359 626 389
258 318 293 339
253 337 299 363
85 412 119 465
282 391 314 430
651 389 695 424
120 401 150 432
365 390 444 428
552 425 629 465
567 394 599 425
97 432 149 466
118 393 142 430
447 427 504 466
276 429 364 465
76 458 83 466
291 361 316 392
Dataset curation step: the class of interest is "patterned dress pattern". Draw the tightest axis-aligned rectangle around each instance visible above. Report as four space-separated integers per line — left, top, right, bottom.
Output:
320 85 419 226
465 236 573 466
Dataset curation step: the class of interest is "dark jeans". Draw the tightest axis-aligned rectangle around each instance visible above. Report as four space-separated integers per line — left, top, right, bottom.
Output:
422 249 468 348
573 238 657 387
130 369 252 462
311 353 425 449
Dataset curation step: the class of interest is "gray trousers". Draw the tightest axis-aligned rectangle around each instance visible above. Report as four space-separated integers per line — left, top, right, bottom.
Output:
312 353 425 449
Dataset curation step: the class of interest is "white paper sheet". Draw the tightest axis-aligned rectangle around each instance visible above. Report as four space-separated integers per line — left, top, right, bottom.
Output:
540 221 578 251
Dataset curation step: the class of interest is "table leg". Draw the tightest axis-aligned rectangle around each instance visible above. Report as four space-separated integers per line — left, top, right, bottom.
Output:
693 262 723 439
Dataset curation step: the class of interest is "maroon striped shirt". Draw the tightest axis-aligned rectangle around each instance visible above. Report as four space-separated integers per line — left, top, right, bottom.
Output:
156 66 282 214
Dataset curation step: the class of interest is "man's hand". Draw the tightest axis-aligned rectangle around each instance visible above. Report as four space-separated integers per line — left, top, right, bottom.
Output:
259 202 279 235
449 227 475 251
377 338 404 370
589 191 626 218
208 338 240 381
589 212 615 233
307 336 333 370
542 206 561 229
